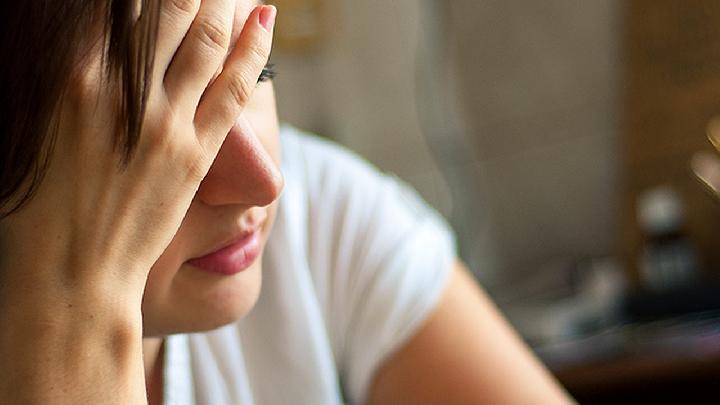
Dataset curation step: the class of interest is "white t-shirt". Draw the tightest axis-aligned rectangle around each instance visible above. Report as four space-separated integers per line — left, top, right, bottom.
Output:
163 126 456 405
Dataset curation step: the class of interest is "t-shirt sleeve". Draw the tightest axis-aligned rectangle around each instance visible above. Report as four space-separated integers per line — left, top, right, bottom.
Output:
294 133 456 404
341 178 455 404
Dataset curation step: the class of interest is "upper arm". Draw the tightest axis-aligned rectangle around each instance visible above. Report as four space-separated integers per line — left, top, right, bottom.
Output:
367 261 575 405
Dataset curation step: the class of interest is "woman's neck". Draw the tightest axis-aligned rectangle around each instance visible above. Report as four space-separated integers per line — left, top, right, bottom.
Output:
143 337 164 405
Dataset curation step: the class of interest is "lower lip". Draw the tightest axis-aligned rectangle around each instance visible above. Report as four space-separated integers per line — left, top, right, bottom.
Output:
187 231 262 275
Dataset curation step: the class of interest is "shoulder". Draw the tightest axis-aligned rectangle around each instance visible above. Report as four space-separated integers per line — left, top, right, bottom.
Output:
279 125 439 227
276 125 456 309
270 126 459 404
279 125 385 197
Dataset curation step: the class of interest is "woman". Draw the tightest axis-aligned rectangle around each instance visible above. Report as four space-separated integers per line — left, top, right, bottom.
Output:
0 0 573 403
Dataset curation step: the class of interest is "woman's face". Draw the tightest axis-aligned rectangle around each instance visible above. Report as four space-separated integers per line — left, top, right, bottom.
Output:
141 0 283 336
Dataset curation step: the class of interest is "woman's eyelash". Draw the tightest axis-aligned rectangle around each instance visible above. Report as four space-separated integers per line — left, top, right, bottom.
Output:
257 64 277 83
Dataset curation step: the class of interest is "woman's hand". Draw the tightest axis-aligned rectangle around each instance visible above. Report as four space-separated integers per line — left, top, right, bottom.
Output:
0 1 275 403
2 1 274 299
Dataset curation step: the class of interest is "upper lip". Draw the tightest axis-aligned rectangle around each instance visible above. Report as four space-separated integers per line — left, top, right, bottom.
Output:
189 215 267 260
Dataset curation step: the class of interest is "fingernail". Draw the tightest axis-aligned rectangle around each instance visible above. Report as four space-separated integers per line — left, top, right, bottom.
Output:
259 6 276 32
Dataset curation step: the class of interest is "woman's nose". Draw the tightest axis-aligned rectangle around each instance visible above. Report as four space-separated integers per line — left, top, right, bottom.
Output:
196 117 283 207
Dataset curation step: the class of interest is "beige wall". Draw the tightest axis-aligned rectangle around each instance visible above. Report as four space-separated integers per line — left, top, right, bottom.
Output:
271 0 621 290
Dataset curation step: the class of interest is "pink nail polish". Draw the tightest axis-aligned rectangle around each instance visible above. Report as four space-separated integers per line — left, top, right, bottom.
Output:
259 6 276 31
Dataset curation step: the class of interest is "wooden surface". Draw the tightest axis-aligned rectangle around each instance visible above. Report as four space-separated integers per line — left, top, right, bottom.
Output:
555 348 720 404
620 0 720 282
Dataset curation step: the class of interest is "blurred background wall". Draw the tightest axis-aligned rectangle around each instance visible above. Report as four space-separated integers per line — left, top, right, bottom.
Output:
271 0 621 298
269 1 720 402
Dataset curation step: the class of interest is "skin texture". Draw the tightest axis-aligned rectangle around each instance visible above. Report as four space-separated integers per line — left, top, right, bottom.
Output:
141 73 282 338
0 0 276 403
139 0 283 338
141 3 282 401
1 0 574 403
367 263 575 404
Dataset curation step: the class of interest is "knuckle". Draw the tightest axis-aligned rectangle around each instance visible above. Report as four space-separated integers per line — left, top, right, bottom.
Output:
155 116 178 141
227 71 254 107
193 17 230 55
166 0 197 16
179 149 209 184
247 42 270 66
144 111 179 153
145 121 208 184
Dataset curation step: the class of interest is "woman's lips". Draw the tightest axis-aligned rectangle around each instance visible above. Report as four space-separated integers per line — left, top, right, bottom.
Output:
187 230 262 275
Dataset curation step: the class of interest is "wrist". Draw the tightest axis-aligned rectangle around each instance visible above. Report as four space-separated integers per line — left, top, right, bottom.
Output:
0 295 146 404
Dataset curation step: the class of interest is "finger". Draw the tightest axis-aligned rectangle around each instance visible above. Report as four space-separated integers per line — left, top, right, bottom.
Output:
201 2 255 98
163 0 236 113
194 5 276 150
153 0 201 84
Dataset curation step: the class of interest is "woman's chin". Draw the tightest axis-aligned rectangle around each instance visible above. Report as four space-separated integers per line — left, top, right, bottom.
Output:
142 260 263 337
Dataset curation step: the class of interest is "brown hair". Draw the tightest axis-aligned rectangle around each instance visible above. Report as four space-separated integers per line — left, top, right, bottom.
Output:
0 0 160 216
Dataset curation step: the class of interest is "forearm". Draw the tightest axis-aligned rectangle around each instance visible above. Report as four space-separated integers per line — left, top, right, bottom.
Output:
0 286 147 404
